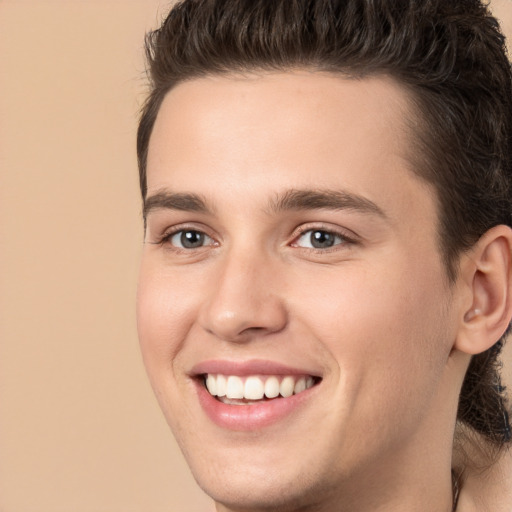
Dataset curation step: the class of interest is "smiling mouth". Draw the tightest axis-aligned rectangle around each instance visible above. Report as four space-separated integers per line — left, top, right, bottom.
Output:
203 374 321 405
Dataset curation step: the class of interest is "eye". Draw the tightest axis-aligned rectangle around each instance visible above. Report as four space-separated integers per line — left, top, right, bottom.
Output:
293 229 347 249
168 229 214 249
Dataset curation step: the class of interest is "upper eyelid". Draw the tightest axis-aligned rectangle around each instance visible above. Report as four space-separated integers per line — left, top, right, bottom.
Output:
150 222 216 242
148 228 217 252
295 227 347 239
291 230 352 247
291 223 358 241
145 223 212 245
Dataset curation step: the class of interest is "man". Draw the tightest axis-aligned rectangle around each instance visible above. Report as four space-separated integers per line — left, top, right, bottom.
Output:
136 1 512 510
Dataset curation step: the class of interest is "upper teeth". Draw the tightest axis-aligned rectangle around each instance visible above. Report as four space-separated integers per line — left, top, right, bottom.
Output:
205 374 315 400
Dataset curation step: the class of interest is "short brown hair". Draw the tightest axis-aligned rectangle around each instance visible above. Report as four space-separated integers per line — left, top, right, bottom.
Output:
137 0 512 449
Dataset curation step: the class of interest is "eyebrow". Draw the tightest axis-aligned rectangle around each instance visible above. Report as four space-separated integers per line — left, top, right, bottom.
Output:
267 189 387 218
144 191 213 218
143 187 387 220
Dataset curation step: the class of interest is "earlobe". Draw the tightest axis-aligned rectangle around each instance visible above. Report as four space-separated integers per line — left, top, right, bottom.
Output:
455 225 512 355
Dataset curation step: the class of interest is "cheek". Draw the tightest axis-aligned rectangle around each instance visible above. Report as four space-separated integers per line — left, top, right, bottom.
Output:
136 259 195 373
291 257 451 413
136 260 202 435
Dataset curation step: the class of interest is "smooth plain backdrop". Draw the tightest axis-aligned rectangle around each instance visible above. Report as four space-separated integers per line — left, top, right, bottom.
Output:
0 1 511 511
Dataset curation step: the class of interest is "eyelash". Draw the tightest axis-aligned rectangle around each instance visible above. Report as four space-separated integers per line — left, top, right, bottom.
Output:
291 226 356 252
154 225 217 251
152 224 357 253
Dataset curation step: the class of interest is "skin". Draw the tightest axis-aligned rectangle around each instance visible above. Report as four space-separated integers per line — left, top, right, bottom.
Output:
137 71 512 512
453 431 512 512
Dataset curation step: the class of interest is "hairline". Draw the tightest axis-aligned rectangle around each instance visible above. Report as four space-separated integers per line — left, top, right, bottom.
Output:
141 66 456 281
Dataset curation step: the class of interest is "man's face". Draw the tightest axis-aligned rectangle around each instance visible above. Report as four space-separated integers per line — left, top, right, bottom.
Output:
137 72 459 510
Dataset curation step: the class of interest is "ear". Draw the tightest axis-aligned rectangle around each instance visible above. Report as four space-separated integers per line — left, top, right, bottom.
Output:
455 225 512 355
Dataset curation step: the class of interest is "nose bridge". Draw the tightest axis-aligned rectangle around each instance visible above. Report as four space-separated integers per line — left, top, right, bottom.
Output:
199 243 287 342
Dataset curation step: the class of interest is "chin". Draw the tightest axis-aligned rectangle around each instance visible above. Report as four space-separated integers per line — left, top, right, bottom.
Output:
194 466 330 512
178 433 343 512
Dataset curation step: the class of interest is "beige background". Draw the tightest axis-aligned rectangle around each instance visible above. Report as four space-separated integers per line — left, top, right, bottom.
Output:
0 1 511 511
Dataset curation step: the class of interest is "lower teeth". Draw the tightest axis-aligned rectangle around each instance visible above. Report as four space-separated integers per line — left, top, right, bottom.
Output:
218 396 275 406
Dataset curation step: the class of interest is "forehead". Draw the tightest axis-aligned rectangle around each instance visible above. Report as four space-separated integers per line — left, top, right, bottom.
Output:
149 71 411 158
146 71 433 223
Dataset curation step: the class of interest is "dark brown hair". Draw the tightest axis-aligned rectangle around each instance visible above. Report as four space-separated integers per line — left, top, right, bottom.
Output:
137 0 512 449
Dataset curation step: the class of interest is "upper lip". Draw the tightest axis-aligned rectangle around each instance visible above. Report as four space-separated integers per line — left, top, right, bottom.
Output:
190 359 322 378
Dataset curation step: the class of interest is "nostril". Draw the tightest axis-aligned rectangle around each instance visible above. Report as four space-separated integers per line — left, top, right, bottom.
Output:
198 273 288 342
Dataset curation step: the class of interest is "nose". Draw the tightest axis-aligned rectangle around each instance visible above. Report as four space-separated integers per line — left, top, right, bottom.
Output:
198 250 288 343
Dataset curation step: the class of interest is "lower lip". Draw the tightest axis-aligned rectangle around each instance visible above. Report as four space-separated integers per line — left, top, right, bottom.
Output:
195 379 319 431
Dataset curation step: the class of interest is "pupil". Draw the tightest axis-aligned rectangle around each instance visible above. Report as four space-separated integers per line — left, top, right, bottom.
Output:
311 230 334 248
181 231 204 248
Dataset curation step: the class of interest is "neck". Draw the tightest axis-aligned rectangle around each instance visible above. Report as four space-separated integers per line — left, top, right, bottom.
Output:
453 431 512 512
